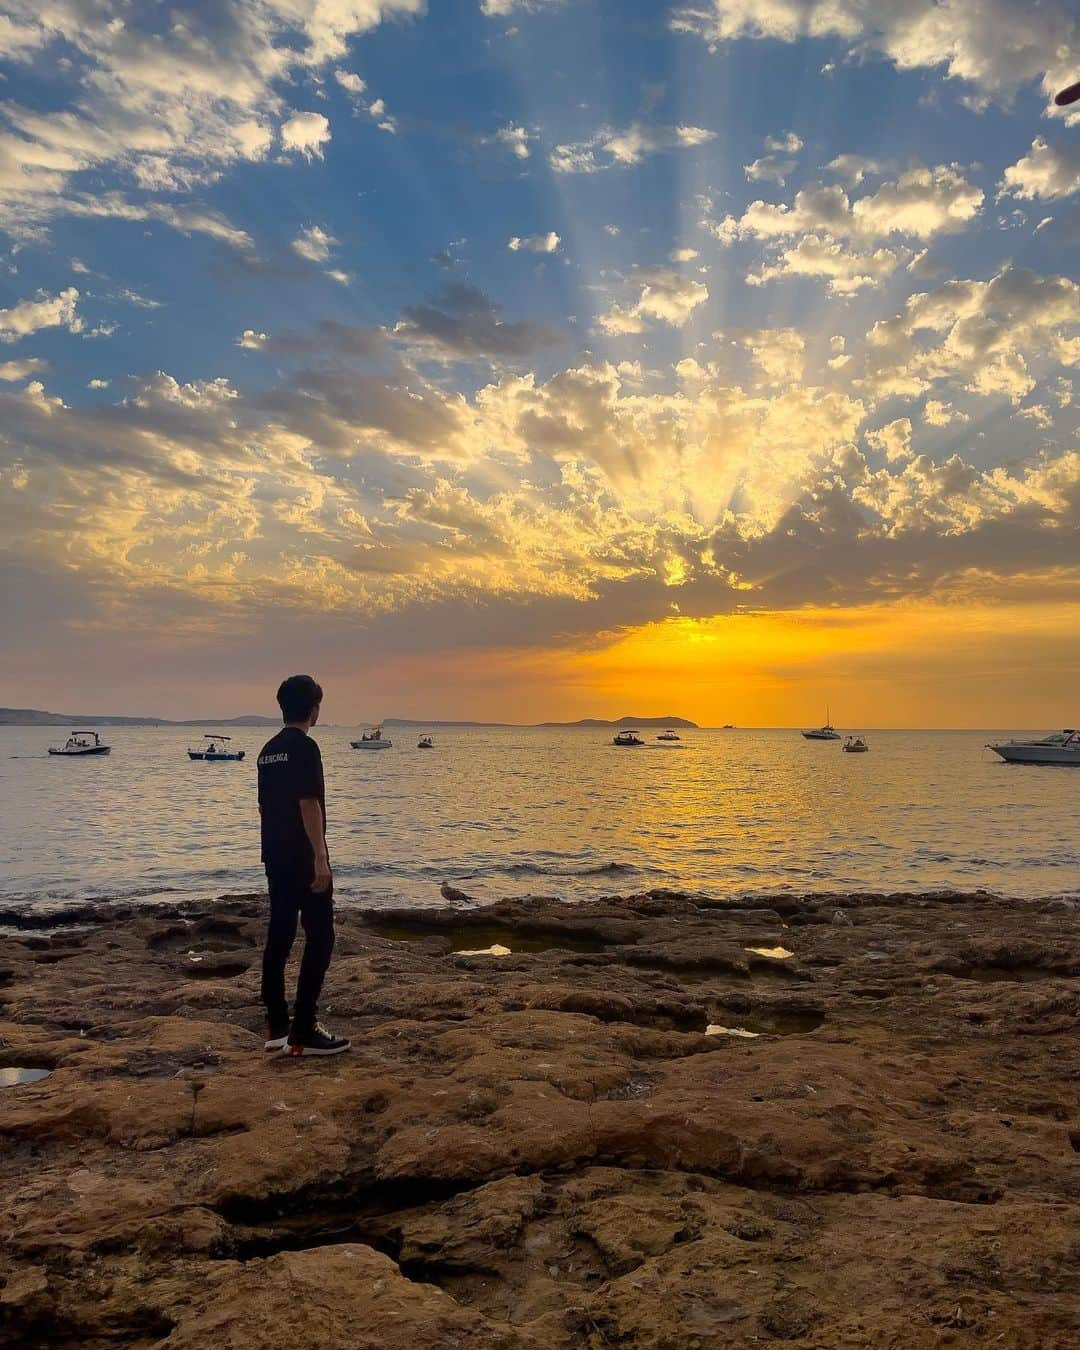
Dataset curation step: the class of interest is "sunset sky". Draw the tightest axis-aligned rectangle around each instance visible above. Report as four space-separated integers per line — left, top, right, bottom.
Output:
1 0 1078 726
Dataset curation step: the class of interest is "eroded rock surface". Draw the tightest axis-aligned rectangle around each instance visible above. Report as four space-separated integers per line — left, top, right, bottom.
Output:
1 889 1078 1347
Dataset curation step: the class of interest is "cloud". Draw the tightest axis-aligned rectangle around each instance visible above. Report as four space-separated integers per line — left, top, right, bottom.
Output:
0 287 81 343
0 1 422 240
866 417 913 463
826 154 889 187
725 166 983 245
745 153 797 185
862 266 1080 403
481 0 562 14
281 112 332 160
291 225 338 263
670 248 699 262
744 129 804 185
60 195 254 250
670 0 1080 102
508 232 561 253
494 124 532 159
335 68 397 132
551 123 716 174
923 399 969 427
710 163 983 293
748 235 902 294
1000 137 1080 202
334 70 367 96
736 328 806 384
3 317 1079 674
597 267 709 334
0 355 47 380
394 282 564 359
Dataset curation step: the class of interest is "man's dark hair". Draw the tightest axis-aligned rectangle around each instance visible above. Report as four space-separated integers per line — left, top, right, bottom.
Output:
277 675 323 723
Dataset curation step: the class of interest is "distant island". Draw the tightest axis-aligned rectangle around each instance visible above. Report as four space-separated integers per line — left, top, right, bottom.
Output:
0 707 280 728
3 707 699 730
385 715 700 729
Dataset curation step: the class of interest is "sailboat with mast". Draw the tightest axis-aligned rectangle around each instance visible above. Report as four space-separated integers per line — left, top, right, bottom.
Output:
802 706 841 741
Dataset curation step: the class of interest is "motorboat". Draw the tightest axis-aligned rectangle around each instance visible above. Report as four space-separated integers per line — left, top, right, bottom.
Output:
188 733 245 761
351 726 392 750
656 729 681 741
417 735 434 749
987 730 1080 765
48 730 110 756
613 729 644 746
803 707 840 741
843 736 869 753
722 724 736 730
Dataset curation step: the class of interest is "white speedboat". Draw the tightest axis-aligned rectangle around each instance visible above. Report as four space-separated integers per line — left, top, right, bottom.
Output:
188 733 245 761
843 736 869 753
987 730 1080 765
657 729 681 741
417 735 434 749
351 726 392 750
613 729 644 746
48 730 110 756
803 707 840 741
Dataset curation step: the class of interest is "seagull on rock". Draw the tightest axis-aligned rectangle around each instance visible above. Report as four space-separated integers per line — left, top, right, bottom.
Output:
440 880 473 906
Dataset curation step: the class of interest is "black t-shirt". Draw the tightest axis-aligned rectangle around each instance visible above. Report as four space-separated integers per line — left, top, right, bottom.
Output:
257 727 326 873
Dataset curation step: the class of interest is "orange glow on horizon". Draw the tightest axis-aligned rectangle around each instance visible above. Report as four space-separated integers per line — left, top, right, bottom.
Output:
344 600 1080 728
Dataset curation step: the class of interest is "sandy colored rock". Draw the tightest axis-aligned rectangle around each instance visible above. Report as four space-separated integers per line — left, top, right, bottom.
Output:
0 888 1078 1347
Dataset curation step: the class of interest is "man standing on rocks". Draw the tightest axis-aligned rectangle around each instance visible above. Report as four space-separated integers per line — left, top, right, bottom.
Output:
256 674 350 1057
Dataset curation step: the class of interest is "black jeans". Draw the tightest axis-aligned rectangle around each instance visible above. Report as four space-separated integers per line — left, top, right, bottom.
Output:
261 869 335 1032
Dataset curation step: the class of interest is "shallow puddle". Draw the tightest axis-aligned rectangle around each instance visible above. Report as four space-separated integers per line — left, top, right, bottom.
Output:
707 1009 824 1037
0 1066 52 1087
369 923 607 955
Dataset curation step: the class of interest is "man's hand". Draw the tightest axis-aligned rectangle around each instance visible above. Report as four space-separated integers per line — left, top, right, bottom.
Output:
312 853 332 894
300 797 331 893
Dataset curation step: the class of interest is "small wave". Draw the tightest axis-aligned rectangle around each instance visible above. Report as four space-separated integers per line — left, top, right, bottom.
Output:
502 860 642 878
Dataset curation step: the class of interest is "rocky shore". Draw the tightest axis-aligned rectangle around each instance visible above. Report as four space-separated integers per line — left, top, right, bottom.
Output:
1 888 1078 1348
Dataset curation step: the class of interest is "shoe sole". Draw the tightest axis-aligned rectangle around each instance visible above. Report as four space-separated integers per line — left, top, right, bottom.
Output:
264 1037 289 1052
283 1042 351 1057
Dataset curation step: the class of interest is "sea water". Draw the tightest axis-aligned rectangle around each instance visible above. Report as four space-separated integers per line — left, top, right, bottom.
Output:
1 726 1077 914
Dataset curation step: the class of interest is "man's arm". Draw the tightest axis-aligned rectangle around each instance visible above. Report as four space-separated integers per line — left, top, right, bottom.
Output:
300 798 331 892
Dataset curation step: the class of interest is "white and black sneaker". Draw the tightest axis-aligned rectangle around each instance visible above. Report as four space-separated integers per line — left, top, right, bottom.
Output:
264 1019 290 1053
284 1022 351 1057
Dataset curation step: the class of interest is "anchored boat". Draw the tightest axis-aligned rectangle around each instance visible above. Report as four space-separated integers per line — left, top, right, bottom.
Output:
188 734 245 761
417 735 434 749
352 726 393 750
987 730 1080 765
656 729 681 742
803 706 841 741
613 729 644 746
48 730 110 756
843 736 869 754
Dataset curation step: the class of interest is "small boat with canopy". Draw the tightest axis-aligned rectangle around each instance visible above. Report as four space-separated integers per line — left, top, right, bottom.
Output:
417 734 434 749
613 729 644 746
188 734 245 761
351 726 393 750
48 730 110 756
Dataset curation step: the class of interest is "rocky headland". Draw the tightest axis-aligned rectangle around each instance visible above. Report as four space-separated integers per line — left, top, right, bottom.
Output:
1 888 1078 1348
